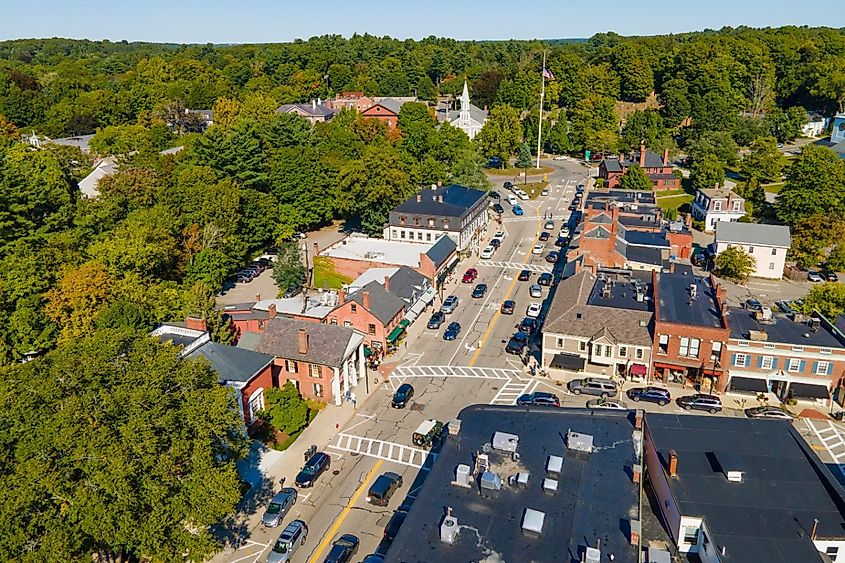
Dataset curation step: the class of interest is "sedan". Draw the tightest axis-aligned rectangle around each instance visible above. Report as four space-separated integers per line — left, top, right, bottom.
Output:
775 300 796 314
262 488 298 527
492 203 505 214
512 205 524 216
526 303 542 318
744 406 794 420
462 268 478 283
544 220 555 230
824 271 839 282
490 238 501 249
545 251 560 263
480 246 495 259
427 311 445 329
519 317 537 335
518 270 531 281
541 188 550 196
489 191 501 200
538 272 553 286
472 283 487 298
529 284 542 298
538 231 551 241
532 243 545 255
500 300 516 315
576 184 585 192
808 271 824 282
295 452 331 488
586 398 627 410
554 237 568 247
391 383 415 408
505 332 529 354
384 510 408 543
323 534 359 563
517 391 560 407
443 322 461 341
676 394 722 414
503 181 513 189
627 387 671 406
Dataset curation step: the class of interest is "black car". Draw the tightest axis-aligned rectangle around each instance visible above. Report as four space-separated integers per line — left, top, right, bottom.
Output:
506 331 529 354
384 510 408 543
427 311 445 329
517 391 560 407
576 184 585 193
518 270 531 281
503 181 513 189
568 202 577 211
367 471 403 506
391 383 415 408
539 231 551 241
489 191 501 200
492 203 505 214
443 322 461 341
519 317 537 335
744 299 763 312
538 272 553 286
323 534 359 563
676 394 722 414
501 300 516 314
545 251 560 263
554 236 568 247
490 237 501 248
824 271 839 282
626 387 671 406
295 452 331 487
472 283 487 298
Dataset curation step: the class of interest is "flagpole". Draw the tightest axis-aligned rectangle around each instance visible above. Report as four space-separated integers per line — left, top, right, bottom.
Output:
536 51 546 169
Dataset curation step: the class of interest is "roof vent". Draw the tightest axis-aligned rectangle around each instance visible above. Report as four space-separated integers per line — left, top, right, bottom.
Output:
452 464 471 488
566 430 594 453
492 431 519 453
480 471 502 491
440 507 459 544
585 547 602 563
521 508 545 535
689 283 697 299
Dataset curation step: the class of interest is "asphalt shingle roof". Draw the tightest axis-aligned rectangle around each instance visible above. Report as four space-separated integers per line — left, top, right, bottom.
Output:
714 222 791 248
187 342 274 384
347 281 406 325
256 317 357 368
387 266 428 304
277 103 335 118
394 184 487 218
425 235 457 268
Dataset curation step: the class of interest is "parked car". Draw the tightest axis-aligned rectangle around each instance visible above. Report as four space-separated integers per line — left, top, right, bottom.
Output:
544 220 555 230
560 226 570 237
262 488 298 527
267 519 308 563
391 383 415 408
808 271 824 282
676 394 722 413
361 556 385 563
554 236 568 247
237 271 256 283
517 391 560 407
462 268 478 283
586 398 626 410
492 230 506 241
367 472 403 506
492 203 505 214
824 271 839 282
501 300 516 314
532 243 545 255
472 283 488 298
323 534 359 563
529 284 542 298
295 452 331 488
576 184 585 192
541 187 550 196
384 510 409 543
427 311 445 329
519 317 537 335
545 251 560 263
489 191 501 200
744 406 794 420
567 377 618 398
505 331 529 354
627 386 671 406
517 191 529 201
443 322 461 341
507 194 518 205
480 245 495 259
538 272 553 286
526 302 542 318
744 299 763 312
539 231 551 241
518 269 531 281
512 205 524 216
441 295 459 314
503 181 513 189
490 238 501 248
568 202 577 211
775 300 796 314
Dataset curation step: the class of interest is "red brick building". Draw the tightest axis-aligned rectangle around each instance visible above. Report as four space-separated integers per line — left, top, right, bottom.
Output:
599 146 681 190
325 281 407 359
360 98 403 128
327 91 374 112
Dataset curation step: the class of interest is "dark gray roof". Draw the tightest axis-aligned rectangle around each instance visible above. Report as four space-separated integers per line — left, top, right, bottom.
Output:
394 184 487 218
188 342 273 384
622 229 670 248
727 308 845 348
277 103 335 118
371 98 403 114
348 281 406 325
656 271 725 328
256 317 357 367
156 333 202 348
425 235 457 268
585 189 657 206
387 405 640 563
714 222 791 248
602 159 623 172
388 266 428 304
619 216 660 229
645 414 845 563
586 273 652 312
625 245 664 266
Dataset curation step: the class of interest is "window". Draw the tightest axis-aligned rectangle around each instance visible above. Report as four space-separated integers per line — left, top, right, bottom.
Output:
391 229 398 239
826 546 839 558
769 262 775 270
658 334 669 354
428 218 435 227
579 340 587 352
443 220 450 229
688 338 700 358
247 388 265 423
713 201 722 211
711 341 722 361
593 344 603 357
351 304 357 313
417 232 423 240
619 346 627 357
761 356 774 370
748 246 754 253
309 363 321 378
413 217 420 226
399 216 406 225
287 378 299 390
557 338 564 348
816 361 831 375
605 346 612 357
368 323 377 335
787 358 801 373
683 526 699 544
330 318 338 325
426 232 432 241
734 353 747 367
679 337 690 356
821 348 832 355
400 230 406 239
286 359 297 373
732 200 742 212
771 247 777 256
313 383 324 397
636 348 644 359
258 320 265 330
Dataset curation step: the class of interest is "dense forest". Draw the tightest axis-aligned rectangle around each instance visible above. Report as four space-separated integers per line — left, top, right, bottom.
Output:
3 27 845 561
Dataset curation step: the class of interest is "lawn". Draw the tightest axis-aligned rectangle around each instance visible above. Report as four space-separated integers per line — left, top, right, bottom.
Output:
654 188 688 197
517 181 550 199
312 256 352 290
657 194 694 213
763 183 784 194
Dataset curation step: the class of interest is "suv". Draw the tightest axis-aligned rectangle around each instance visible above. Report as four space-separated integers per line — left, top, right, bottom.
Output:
367 472 403 506
267 519 308 563
627 386 671 406
391 383 414 408
519 317 537 335
323 534 359 563
427 311 445 329
516 391 560 407
518 270 531 281
295 452 331 488
412 419 445 448
441 295 459 314
262 488 298 527
506 331 529 354
567 378 618 398
538 272 553 286
492 203 505 214
676 394 722 413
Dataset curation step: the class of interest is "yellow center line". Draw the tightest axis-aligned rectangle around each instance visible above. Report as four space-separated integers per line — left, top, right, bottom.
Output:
307 459 384 563
470 204 543 367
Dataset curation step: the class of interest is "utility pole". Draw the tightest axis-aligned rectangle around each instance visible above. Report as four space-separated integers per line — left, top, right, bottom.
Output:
536 51 546 169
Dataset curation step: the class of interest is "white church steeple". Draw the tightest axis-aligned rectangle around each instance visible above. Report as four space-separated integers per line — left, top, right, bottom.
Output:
459 81 470 126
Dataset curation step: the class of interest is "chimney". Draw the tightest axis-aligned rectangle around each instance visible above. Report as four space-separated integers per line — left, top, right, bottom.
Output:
438 195 443 203
362 290 371 310
669 262 675 273
811 518 819 541
297 328 309 355
318 97 322 105
663 147 670 166
311 99 316 110
416 194 422 202
383 275 391 292
639 144 646 166
268 304 277 319
337 288 346 302
668 449 678 478
185 316 207 332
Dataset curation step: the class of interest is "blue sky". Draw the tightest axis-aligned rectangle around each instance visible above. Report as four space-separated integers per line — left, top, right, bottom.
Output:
1 0 843 43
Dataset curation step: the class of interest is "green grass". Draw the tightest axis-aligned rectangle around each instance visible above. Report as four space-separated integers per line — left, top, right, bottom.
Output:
657 194 694 213
517 181 550 200
655 189 688 198
485 166 555 177
312 256 352 290
763 183 784 194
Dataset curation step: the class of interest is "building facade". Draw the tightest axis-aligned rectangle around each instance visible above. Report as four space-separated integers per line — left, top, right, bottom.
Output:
325 282 407 360
277 100 336 125
598 146 681 190
691 188 746 232
713 222 791 280
447 81 487 139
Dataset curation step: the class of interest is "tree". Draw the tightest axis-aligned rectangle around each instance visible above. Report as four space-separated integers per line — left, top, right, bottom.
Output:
690 153 724 191
798 283 845 319
94 299 152 331
618 164 653 191
184 282 236 344
272 241 306 295
515 142 532 169
621 109 668 152
0 329 247 562
777 145 845 225
789 214 845 269
211 97 241 129
449 148 490 190
264 382 311 436
825 244 845 274
715 246 756 283
474 105 522 167
740 137 784 183
545 119 572 154
686 131 739 167
45 262 115 342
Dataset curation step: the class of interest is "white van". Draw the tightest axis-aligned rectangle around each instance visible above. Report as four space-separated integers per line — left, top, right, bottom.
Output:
507 195 518 206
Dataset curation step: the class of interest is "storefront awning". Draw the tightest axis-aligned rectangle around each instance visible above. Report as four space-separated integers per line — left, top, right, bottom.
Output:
729 376 768 393
550 353 586 371
789 382 830 400
630 363 648 376
363 345 372 357
420 287 436 305
386 326 405 343
399 319 411 328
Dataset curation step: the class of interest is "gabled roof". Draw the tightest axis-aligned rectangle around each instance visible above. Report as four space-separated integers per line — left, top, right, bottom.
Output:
448 104 488 125
584 226 612 239
257 317 359 368
394 184 487 218
363 98 404 115
388 266 429 303
347 281 406 325
187 341 274 384
425 235 457 268
714 222 791 248
602 159 624 172
277 103 335 118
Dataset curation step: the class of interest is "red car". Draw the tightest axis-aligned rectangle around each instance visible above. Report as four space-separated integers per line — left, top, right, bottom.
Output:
462 268 478 283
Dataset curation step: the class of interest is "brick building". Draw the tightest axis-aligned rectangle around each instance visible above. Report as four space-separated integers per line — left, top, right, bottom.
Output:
326 281 407 360
598 145 681 190
360 98 404 129
223 293 339 339
327 91 374 112
652 265 730 391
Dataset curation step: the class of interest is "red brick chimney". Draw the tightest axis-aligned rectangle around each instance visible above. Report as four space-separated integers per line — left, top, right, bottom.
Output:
268 304 277 319
297 328 309 355
383 275 391 292
663 148 670 166
362 290 371 310
668 449 678 478
610 205 620 235
186 316 207 332
337 289 346 302
639 144 646 166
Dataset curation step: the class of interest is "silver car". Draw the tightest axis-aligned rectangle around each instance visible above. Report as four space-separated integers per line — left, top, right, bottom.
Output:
567 377 618 398
267 519 308 563
441 295 459 314
262 488 297 527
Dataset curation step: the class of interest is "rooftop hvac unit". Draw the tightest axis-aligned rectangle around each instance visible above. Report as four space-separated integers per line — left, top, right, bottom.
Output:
480 471 502 491
689 284 697 299
522 508 545 535
440 509 459 544
636 291 645 302
585 546 602 563
542 478 559 494
492 431 519 453
453 464 471 488
566 430 594 453
546 455 563 475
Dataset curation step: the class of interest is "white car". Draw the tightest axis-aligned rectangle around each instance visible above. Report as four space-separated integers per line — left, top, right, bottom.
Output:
480 246 495 259
529 284 542 298
553 155 567 161
560 226 570 237
541 188 550 196
526 303 542 318
518 192 529 201
586 399 626 410
507 195 518 206
492 230 506 241
532 244 544 255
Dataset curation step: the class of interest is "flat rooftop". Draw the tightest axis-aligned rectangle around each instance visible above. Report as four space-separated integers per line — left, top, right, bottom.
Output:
387 405 640 563
585 189 657 206
646 414 845 563
320 235 432 267
727 308 845 348
253 294 337 319
587 272 653 312
656 270 724 328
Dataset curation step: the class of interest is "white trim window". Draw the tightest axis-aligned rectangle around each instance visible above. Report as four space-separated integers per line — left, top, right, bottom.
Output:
787 358 801 373
679 337 690 357
689 338 700 358
761 356 774 370
734 353 747 367
816 361 830 375
247 387 265 423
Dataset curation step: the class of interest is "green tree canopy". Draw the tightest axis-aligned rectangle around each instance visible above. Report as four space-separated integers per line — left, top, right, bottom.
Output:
798 283 845 319
618 164 653 190
475 105 522 167
740 137 784 183
690 153 725 192
777 145 845 225
272 241 306 295
715 246 756 283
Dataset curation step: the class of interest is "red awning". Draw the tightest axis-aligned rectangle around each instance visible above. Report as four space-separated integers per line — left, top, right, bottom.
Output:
630 363 648 376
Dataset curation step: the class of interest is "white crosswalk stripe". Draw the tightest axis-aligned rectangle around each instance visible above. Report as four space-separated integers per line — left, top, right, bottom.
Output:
490 379 538 405
477 261 552 273
328 433 430 468
392 365 521 381
806 419 845 476
501 217 540 223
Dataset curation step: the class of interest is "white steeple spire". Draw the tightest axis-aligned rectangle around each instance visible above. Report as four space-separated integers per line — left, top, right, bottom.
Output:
459 81 470 126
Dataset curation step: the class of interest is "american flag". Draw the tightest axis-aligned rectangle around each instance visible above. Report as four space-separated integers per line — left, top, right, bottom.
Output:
542 68 555 81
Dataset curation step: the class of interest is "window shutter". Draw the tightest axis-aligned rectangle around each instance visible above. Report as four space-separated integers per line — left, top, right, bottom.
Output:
772 358 778 370
829 363 835 376
799 360 806 372
732 353 738 366
812 361 819 375
745 355 751 367
757 356 763 368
